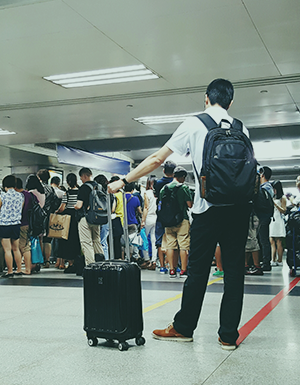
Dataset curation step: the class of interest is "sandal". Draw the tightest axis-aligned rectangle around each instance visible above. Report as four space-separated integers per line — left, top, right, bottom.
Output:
147 262 156 271
44 261 50 268
1 273 14 278
14 271 25 276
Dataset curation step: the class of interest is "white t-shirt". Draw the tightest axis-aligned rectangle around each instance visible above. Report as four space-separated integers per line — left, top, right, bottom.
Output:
144 189 157 224
165 106 249 214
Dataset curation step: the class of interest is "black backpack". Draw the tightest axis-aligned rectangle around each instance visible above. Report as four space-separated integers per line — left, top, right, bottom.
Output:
28 193 48 237
253 186 274 218
194 113 258 205
44 186 61 214
288 210 300 235
157 184 183 228
85 182 108 225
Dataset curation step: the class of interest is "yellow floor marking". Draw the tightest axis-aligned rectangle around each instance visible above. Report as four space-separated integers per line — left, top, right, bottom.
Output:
143 277 223 314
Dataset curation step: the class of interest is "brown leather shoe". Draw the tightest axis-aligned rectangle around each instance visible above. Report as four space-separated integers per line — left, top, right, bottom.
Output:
152 324 193 342
140 261 150 269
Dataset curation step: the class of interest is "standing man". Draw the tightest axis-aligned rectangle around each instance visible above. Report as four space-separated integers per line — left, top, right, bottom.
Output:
74 168 104 266
160 166 193 278
153 160 176 273
108 78 252 350
257 166 274 271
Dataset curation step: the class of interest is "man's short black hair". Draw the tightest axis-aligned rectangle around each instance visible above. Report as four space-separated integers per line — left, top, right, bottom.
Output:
79 168 92 177
2 175 16 189
206 78 234 110
174 166 188 179
124 182 135 192
259 166 272 181
163 160 176 176
51 176 61 186
37 169 50 183
15 178 23 190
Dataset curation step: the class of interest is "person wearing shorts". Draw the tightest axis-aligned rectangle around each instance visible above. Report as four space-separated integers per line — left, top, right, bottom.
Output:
161 166 193 278
0 175 24 278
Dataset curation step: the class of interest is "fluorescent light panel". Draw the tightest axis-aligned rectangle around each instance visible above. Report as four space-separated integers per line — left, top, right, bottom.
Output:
43 64 158 88
134 112 201 125
0 128 16 135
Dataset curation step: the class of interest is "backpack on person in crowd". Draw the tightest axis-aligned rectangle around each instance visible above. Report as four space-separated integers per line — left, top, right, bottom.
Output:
157 184 183 228
44 187 61 214
28 193 48 237
85 182 108 225
288 210 300 235
253 186 274 218
193 113 258 205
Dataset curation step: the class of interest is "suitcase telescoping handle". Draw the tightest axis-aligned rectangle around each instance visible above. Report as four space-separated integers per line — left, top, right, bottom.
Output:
122 190 131 261
107 193 114 260
107 191 130 261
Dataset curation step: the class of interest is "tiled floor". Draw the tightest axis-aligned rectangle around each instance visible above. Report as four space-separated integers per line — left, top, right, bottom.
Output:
0 262 299 385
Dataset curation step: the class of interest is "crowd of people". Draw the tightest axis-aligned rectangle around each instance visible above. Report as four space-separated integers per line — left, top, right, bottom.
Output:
0 163 196 278
0 163 299 280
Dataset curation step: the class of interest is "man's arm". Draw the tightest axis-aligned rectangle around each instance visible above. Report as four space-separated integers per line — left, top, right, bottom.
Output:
141 194 149 228
107 145 173 194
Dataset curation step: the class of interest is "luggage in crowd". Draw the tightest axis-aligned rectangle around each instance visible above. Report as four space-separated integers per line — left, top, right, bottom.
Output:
286 210 300 276
82 191 145 351
84 181 108 225
48 213 71 240
157 184 183 228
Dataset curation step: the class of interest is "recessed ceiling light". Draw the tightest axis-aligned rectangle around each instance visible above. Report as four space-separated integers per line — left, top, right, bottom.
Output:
43 64 159 88
134 112 201 125
0 128 16 135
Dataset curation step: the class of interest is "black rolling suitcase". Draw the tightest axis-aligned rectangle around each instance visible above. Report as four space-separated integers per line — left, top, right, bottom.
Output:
83 192 145 351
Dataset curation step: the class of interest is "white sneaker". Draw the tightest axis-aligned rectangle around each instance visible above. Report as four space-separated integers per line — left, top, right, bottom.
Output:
277 262 283 266
271 261 278 266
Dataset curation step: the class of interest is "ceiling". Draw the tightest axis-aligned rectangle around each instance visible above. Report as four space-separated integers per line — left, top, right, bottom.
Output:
0 0 300 188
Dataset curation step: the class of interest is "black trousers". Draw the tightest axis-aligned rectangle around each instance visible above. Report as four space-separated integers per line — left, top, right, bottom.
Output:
257 216 271 267
173 204 251 344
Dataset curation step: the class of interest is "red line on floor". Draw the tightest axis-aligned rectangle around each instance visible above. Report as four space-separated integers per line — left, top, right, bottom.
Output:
237 277 300 346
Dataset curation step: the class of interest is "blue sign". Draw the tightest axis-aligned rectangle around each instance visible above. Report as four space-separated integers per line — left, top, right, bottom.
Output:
57 145 130 175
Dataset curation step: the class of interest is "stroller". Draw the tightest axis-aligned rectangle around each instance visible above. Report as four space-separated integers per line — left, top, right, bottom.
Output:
286 209 300 276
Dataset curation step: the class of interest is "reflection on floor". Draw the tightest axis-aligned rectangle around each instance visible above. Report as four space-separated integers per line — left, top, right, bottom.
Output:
0 261 299 385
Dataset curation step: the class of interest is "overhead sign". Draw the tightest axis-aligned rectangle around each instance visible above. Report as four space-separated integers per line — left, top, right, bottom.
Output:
57 145 130 175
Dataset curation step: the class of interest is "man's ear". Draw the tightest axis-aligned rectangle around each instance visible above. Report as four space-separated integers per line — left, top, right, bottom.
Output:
204 94 209 106
228 100 233 109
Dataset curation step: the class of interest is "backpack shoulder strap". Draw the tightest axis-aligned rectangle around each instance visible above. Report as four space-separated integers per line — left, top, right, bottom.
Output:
85 182 94 191
231 118 243 132
196 113 217 131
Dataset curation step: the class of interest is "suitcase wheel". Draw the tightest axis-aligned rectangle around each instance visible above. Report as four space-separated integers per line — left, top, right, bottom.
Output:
135 336 146 346
118 342 129 351
87 337 98 347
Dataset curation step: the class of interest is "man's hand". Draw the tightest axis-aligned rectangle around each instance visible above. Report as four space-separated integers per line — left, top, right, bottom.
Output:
107 179 124 194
